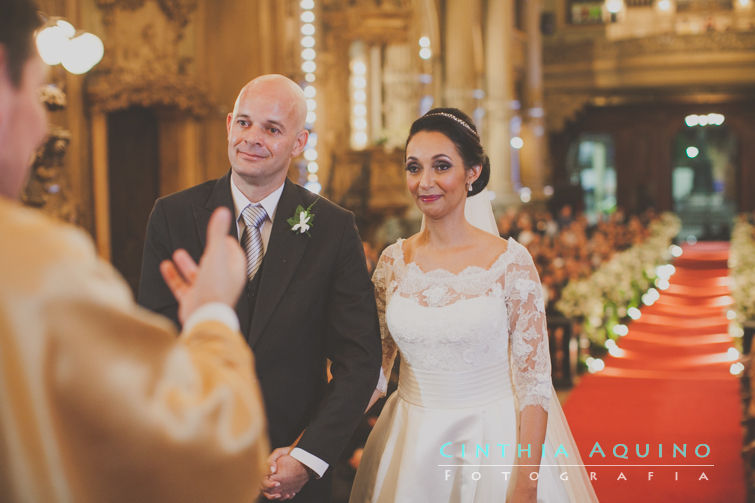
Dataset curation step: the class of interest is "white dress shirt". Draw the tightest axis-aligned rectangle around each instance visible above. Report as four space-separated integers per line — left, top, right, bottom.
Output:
229 177 329 478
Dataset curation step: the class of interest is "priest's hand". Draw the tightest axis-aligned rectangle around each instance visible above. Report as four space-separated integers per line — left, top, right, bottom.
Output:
159 207 246 324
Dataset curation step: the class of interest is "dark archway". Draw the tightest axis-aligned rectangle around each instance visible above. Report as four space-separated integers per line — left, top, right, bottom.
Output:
671 118 738 241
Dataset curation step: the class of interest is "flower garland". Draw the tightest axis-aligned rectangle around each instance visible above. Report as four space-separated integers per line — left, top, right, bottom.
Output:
729 217 755 323
556 213 681 355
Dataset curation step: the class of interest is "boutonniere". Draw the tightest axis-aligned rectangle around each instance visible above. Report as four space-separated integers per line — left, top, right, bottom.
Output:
287 201 316 236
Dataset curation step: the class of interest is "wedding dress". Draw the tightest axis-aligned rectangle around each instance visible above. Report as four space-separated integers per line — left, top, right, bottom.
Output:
350 193 598 502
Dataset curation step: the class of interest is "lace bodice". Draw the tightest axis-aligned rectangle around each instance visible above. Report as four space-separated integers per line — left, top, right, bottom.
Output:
373 238 551 411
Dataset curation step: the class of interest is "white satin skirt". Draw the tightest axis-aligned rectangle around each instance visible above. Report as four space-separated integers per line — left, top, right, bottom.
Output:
349 361 596 503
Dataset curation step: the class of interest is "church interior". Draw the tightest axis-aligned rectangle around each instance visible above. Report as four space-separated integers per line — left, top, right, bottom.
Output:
23 0 755 501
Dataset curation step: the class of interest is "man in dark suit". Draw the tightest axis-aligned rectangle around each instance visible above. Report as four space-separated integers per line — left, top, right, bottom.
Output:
138 74 381 502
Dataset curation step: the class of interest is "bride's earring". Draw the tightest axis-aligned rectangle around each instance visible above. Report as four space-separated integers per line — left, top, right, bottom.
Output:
467 180 474 192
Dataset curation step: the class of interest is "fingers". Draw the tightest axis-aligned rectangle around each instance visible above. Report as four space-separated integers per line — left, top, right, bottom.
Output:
261 476 281 490
159 260 187 300
267 447 292 474
206 207 232 246
172 249 198 284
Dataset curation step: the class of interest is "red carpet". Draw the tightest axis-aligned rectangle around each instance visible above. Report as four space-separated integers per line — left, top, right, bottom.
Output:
563 242 745 502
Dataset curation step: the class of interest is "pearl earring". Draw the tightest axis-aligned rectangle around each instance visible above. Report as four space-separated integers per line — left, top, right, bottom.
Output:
467 180 474 192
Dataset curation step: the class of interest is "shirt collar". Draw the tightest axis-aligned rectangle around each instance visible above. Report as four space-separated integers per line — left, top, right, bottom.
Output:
230 177 285 224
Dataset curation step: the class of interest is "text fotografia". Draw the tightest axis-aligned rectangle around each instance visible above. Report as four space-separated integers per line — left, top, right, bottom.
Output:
441 469 712 483
439 442 711 459
439 442 713 484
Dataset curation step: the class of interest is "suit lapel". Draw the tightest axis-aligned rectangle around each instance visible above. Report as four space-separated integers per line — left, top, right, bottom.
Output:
193 171 237 250
192 171 252 336
248 179 311 348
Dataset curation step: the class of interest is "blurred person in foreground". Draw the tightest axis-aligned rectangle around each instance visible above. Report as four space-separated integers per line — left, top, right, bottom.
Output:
0 0 268 501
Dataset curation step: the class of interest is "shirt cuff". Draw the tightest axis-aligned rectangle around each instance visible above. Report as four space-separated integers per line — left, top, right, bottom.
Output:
290 448 329 478
182 302 240 333
376 367 388 395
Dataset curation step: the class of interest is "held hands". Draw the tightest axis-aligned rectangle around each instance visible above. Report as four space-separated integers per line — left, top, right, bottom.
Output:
159 207 246 324
261 446 311 500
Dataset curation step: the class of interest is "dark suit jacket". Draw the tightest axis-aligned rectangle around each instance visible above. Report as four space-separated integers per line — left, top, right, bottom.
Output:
137 173 381 501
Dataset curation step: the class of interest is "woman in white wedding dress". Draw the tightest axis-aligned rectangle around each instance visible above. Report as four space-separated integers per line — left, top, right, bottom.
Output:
349 109 598 503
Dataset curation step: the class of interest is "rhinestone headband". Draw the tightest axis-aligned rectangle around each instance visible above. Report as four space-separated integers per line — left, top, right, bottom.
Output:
423 112 478 137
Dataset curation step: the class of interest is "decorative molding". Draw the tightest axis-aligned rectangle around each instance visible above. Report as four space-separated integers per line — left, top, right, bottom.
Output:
87 0 211 116
94 0 197 26
545 93 593 132
87 75 212 116
544 31 755 65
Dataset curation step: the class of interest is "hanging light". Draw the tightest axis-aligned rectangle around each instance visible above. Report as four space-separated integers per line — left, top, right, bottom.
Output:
35 18 103 74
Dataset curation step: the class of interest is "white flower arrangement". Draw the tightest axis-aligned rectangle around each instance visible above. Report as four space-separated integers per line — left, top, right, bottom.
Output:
556 212 681 348
730 219 755 323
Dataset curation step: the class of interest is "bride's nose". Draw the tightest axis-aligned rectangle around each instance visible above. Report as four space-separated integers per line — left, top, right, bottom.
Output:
418 167 434 190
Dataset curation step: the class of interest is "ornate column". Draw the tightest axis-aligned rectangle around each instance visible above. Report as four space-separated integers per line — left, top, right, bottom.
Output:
383 43 417 147
484 0 518 208
520 0 548 198
443 0 481 112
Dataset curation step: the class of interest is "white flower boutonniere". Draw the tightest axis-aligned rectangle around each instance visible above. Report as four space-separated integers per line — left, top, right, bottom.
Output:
288 201 316 236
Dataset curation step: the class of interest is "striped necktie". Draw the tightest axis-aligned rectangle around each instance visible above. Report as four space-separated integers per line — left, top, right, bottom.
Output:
240 204 268 280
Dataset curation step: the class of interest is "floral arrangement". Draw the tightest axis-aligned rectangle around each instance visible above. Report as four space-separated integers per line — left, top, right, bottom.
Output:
556 213 681 352
729 218 755 323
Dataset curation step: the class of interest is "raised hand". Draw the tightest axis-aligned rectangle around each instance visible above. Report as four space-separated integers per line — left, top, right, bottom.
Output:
160 207 246 324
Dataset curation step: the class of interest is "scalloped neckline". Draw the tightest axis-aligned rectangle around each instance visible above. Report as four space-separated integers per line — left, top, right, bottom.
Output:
396 236 515 277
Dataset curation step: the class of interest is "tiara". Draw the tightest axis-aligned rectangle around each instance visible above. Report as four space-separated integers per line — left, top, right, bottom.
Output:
423 112 478 137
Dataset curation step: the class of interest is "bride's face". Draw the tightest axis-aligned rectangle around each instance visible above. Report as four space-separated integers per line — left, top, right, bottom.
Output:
405 130 475 220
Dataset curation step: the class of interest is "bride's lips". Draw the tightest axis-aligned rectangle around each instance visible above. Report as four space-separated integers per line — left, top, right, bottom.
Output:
418 195 442 203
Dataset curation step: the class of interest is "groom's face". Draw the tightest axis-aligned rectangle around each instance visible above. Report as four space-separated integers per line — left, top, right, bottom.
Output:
226 79 308 188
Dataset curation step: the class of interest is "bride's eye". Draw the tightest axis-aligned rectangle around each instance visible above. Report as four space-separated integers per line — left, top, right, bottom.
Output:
434 162 451 171
405 162 421 174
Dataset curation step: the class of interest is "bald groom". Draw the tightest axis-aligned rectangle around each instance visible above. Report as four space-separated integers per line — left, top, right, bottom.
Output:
138 74 382 502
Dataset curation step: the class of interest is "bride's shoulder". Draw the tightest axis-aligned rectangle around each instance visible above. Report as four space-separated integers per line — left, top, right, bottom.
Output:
377 239 405 265
472 227 510 256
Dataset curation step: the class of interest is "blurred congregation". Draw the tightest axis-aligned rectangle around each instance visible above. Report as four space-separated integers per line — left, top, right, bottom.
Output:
11 0 755 502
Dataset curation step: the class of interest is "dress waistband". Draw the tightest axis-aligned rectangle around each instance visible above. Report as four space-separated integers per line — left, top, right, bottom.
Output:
397 360 512 409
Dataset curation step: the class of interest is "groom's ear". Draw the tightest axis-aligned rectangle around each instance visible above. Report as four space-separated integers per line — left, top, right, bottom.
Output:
291 128 309 158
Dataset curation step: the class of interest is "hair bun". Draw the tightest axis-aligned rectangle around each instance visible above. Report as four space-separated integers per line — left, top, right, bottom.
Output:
469 154 490 196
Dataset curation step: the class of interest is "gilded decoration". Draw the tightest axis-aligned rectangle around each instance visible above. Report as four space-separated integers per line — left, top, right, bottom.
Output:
544 93 593 132
94 0 197 26
544 31 755 65
88 0 211 116
22 85 77 223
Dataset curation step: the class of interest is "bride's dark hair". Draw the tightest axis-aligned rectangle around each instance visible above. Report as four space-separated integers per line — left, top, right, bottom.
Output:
405 107 490 196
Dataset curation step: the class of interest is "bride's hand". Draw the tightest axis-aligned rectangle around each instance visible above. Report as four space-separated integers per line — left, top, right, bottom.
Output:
508 480 538 503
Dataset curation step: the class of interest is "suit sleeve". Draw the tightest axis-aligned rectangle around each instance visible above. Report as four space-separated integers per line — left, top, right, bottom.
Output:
295 211 382 466
137 198 180 326
9 223 269 502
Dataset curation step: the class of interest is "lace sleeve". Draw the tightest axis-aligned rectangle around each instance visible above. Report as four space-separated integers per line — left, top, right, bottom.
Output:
505 242 551 412
373 247 399 395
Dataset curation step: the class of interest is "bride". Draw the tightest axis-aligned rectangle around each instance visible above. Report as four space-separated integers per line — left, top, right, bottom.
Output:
349 108 598 503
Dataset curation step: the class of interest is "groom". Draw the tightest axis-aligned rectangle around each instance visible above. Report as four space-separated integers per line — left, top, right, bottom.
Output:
138 74 381 501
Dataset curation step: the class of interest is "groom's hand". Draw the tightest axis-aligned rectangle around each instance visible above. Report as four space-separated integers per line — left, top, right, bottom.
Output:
261 448 310 500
